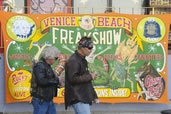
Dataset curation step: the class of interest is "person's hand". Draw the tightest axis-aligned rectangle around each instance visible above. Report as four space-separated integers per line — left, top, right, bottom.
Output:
58 76 65 88
91 72 97 80
93 99 99 103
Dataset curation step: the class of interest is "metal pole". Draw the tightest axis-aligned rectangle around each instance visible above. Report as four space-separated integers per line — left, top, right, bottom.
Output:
132 8 134 14
152 7 154 14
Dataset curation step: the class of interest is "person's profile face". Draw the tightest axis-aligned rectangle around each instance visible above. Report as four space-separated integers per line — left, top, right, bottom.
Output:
46 57 58 65
82 46 93 56
78 38 93 56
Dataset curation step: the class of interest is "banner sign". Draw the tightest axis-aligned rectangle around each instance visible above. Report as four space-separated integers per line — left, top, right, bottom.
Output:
0 11 169 104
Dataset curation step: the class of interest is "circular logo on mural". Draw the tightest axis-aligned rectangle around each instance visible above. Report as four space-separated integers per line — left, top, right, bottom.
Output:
137 17 166 43
6 16 36 42
8 70 31 99
78 16 96 30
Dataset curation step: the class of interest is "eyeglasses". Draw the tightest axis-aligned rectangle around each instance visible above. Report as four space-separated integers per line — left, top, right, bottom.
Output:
55 57 58 60
87 47 93 50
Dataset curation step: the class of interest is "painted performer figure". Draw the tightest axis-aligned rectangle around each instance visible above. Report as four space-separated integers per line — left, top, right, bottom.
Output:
113 35 138 91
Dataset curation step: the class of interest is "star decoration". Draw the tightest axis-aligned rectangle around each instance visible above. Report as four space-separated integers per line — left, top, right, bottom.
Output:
15 43 23 53
14 61 19 67
148 44 156 53
94 28 98 31
156 61 161 66
72 45 76 49
132 0 138 4
97 45 103 50
80 0 88 5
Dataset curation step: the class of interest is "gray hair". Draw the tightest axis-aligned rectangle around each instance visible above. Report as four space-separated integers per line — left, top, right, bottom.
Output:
42 46 60 59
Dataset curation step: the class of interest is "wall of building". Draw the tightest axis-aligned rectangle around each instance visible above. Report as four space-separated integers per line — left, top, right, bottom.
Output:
112 0 144 14
0 54 171 113
73 0 107 14
0 0 146 14
72 0 144 14
30 0 68 14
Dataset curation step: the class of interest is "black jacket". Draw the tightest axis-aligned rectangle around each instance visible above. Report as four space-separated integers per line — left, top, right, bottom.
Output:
65 51 98 109
31 58 59 101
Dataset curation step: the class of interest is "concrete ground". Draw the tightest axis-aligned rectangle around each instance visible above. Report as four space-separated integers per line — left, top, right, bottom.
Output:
2 111 162 114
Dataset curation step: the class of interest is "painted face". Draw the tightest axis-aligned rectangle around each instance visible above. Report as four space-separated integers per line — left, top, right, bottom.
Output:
12 19 35 39
79 16 95 30
126 38 136 48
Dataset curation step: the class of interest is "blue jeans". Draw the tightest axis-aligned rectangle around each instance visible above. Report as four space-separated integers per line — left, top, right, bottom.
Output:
72 102 91 114
32 97 57 114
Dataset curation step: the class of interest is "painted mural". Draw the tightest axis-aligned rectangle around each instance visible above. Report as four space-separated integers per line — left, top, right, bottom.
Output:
0 11 169 104
31 0 68 14
0 0 3 53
